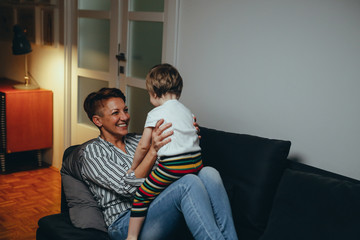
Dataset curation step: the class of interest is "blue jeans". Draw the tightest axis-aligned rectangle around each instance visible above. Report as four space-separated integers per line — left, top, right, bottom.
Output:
108 166 238 240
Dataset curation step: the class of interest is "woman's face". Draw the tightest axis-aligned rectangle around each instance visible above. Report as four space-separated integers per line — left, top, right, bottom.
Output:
94 97 130 139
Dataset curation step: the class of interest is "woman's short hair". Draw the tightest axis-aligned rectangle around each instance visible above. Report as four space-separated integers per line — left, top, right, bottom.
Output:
146 63 183 98
83 87 126 121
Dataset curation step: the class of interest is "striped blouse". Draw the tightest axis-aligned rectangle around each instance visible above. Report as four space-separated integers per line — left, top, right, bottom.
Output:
81 134 149 227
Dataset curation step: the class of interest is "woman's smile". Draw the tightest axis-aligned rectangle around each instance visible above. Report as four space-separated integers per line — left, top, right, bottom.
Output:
117 122 128 128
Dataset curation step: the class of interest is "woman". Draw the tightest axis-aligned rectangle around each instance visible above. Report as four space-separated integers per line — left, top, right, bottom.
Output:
81 87 238 240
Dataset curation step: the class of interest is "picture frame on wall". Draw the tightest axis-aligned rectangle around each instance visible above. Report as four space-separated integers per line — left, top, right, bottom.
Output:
17 7 36 43
0 7 14 41
42 8 54 46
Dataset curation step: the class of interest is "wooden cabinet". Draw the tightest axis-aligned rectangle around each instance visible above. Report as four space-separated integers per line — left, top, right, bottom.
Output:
0 79 53 172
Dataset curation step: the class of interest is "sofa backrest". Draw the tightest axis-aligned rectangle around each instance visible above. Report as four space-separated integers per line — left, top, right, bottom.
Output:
199 126 291 240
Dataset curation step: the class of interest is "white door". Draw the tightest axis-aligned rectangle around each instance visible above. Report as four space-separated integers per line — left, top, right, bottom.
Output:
70 0 119 145
119 0 179 134
68 0 179 145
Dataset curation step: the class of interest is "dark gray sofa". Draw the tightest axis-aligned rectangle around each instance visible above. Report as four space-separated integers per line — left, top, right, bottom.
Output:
37 126 360 240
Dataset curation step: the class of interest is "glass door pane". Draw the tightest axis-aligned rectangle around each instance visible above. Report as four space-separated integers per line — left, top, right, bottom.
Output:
129 20 163 79
78 18 110 71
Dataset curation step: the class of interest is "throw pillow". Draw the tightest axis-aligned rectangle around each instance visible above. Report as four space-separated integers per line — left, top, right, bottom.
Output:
62 174 107 232
199 127 291 238
61 140 108 232
260 169 360 240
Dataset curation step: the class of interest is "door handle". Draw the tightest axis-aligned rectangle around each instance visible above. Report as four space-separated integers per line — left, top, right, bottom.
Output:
116 53 126 61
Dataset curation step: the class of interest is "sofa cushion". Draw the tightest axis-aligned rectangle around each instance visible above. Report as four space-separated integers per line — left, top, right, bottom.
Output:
260 169 360 240
199 127 291 239
60 140 107 232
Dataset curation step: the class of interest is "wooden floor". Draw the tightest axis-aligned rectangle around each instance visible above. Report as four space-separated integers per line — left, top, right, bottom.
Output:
0 157 61 240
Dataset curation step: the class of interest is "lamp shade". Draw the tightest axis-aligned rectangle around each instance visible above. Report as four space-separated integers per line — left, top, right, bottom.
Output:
12 24 32 55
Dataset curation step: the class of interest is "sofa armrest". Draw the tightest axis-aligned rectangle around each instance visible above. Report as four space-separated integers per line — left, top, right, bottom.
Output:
260 168 360 240
37 213 109 240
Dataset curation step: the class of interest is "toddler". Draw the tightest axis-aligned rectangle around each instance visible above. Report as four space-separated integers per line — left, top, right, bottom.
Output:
127 63 202 239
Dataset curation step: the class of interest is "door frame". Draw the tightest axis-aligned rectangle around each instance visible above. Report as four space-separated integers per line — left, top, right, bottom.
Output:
63 0 75 149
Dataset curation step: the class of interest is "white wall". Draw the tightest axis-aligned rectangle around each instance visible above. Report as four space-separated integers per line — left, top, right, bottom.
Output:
30 44 65 170
177 0 360 180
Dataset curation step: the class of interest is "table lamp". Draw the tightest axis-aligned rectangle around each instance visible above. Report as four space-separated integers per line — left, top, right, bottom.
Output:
12 24 39 90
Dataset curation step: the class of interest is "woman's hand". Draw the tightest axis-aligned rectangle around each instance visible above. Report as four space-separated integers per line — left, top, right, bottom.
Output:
152 119 173 152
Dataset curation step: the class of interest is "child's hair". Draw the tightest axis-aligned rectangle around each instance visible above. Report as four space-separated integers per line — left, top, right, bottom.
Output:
83 87 126 121
146 63 183 99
